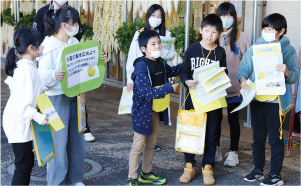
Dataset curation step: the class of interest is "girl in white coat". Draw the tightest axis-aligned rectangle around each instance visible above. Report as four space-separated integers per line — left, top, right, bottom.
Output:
38 6 108 186
3 27 49 185
126 4 176 92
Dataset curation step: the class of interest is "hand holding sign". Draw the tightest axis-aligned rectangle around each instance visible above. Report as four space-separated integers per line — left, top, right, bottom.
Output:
55 71 66 81
41 117 50 125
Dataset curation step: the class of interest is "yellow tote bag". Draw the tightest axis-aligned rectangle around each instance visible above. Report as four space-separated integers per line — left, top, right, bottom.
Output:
175 93 207 155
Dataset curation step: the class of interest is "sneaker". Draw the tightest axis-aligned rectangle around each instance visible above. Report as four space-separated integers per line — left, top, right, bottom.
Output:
260 174 284 186
202 164 215 185
74 183 85 186
179 162 196 183
224 151 239 166
126 178 137 186
66 182 85 186
154 144 161 152
215 151 223 162
138 172 166 185
244 169 264 182
84 132 95 142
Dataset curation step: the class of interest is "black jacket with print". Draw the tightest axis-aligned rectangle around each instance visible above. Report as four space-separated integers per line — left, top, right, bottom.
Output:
180 42 227 110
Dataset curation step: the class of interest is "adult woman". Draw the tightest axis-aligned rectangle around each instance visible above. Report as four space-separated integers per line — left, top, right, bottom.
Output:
215 2 250 166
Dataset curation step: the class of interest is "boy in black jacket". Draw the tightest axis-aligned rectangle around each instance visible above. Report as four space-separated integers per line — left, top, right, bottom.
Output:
179 14 227 185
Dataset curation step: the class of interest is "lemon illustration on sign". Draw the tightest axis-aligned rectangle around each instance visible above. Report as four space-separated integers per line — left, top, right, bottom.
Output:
87 67 96 77
249 84 254 89
153 85 170 112
259 72 266 79
121 106 125 111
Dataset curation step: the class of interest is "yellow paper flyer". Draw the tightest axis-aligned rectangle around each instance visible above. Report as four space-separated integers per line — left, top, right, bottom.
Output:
36 93 65 132
189 89 227 114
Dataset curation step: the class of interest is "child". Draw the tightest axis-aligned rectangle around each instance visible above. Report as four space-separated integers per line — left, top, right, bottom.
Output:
126 30 181 186
238 13 299 186
179 14 227 185
215 2 250 166
126 4 176 152
2 27 49 185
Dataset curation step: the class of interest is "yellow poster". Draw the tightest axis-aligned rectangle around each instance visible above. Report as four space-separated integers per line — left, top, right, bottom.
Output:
36 93 65 132
189 89 227 114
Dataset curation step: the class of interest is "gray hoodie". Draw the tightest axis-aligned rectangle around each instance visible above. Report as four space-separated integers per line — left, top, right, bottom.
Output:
238 36 299 85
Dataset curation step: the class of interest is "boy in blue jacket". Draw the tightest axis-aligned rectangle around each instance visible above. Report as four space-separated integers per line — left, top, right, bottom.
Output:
238 13 299 186
126 30 181 186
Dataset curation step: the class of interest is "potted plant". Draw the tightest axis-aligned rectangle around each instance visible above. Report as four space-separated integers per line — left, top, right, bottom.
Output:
115 18 144 55
169 24 197 92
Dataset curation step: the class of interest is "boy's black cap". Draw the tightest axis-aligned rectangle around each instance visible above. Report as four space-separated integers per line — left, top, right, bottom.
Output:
262 13 287 35
138 30 160 50
200 14 223 33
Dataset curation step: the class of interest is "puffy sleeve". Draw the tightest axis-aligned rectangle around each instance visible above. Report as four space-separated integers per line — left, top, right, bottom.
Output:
134 72 174 98
126 31 141 84
160 30 176 61
14 70 45 124
38 51 58 87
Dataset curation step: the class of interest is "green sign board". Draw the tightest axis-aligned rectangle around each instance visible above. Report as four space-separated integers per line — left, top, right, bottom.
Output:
61 40 105 97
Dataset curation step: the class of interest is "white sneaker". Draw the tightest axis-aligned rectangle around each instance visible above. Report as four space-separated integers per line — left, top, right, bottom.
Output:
84 132 95 142
66 182 85 186
224 151 239 166
215 150 223 162
74 182 85 186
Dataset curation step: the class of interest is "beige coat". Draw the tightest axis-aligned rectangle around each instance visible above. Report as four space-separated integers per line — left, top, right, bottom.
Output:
218 28 250 98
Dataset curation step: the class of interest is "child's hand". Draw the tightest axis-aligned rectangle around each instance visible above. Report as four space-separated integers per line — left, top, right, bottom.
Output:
127 83 134 92
55 71 65 81
41 117 50 125
185 80 198 89
240 77 251 91
275 64 290 77
171 81 179 93
102 53 109 63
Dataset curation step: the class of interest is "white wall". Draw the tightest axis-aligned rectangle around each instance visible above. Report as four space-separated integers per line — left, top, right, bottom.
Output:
243 1 300 54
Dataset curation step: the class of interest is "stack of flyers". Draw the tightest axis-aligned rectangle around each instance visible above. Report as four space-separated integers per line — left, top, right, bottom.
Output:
193 62 231 105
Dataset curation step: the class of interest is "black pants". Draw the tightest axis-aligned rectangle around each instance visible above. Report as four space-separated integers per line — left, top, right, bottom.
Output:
250 101 284 175
84 105 91 133
293 112 301 133
216 102 241 151
11 141 34 185
184 108 223 168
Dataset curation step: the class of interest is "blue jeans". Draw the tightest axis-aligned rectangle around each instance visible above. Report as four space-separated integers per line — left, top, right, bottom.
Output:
47 94 85 185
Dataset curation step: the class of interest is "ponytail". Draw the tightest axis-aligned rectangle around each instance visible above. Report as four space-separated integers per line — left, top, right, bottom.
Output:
45 6 80 36
5 48 17 77
5 28 43 77
45 9 55 36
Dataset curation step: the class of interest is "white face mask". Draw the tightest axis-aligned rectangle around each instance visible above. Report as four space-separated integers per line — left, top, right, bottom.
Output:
65 23 79 37
221 18 234 29
148 17 162 28
261 30 279 42
55 0 67 5
144 47 162 58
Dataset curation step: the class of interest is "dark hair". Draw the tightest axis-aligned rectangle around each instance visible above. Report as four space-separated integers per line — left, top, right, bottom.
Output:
200 14 223 33
262 13 287 38
138 30 160 55
144 4 166 36
45 6 80 36
5 28 43 77
216 2 238 53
